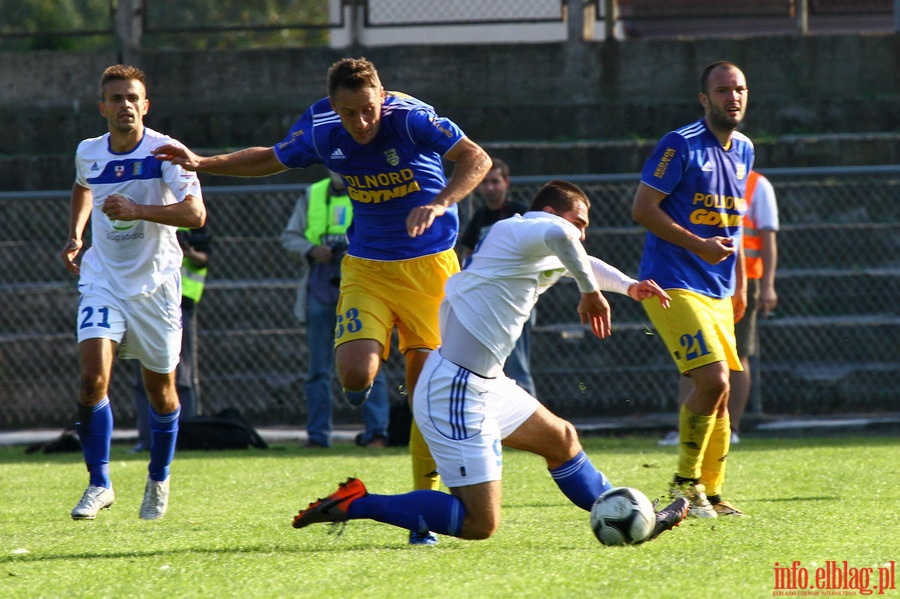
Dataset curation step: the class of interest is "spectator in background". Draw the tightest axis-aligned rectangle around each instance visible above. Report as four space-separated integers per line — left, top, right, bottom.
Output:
132 224 212 452
281 171 390 449
457 157 536 395
60 64 206 521
729 170 778 442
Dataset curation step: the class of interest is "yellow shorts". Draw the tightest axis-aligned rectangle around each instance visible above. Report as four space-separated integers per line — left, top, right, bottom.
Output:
335 249 460 359
642 289 742 374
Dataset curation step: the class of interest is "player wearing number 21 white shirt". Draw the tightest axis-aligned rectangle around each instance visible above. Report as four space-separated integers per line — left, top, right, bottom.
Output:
60 64 205 523
292 180 688 543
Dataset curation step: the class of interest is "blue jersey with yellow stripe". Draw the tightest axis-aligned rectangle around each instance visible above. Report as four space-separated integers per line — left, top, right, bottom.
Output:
274 92 466 261
638 119 754 299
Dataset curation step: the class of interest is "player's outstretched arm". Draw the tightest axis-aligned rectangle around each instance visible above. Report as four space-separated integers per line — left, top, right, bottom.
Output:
153 144 287 178
626 279 671 308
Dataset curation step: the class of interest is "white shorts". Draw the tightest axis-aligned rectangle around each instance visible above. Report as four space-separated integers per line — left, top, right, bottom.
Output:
76 278 182 373
413 351 540 488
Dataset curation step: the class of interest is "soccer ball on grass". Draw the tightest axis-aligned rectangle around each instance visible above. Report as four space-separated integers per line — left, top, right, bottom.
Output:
590 487 656 546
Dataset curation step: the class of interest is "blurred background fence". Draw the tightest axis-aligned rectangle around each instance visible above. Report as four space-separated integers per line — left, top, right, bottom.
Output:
2 166 898 430
1 0 897 52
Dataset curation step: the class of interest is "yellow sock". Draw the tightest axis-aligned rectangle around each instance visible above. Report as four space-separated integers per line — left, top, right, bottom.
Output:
409 419 440 491
700 413 731 497
677 404 716 481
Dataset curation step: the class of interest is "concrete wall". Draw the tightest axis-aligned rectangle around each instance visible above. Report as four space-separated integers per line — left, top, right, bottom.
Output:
1 33 899 190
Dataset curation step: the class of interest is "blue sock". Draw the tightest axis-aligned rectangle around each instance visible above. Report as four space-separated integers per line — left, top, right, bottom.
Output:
76 398 113 488
348 490 465 537
148 406 180 482
549 450 613 511
344 385 372 407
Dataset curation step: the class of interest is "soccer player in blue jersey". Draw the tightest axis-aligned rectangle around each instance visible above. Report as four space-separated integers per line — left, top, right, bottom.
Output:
154 57 491 544
632 61 753 518
60 64 207 521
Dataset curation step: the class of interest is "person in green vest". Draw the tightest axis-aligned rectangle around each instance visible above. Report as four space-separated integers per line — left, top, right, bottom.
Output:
281 171 390 449
132 225 212 452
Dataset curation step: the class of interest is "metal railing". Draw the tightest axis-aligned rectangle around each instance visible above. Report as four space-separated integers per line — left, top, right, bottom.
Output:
1 165 897 429
1 0 896 52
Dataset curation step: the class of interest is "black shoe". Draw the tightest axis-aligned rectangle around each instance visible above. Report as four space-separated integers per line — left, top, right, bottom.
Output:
355 433 387 448
647 497 689 541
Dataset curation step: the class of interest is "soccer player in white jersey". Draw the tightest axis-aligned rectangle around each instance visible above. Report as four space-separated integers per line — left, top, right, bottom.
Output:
292 180 689 542
59 64 206 521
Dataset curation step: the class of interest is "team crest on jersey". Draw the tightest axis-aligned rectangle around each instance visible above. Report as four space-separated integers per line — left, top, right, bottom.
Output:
384 148 399 166
735 163 746 180
115 165 125 178
132 162 144 176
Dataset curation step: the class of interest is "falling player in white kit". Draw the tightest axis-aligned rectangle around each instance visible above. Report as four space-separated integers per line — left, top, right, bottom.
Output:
60 64 206 521
292 180 688 542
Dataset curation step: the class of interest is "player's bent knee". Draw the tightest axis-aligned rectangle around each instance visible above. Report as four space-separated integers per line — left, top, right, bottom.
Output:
460 519 498 540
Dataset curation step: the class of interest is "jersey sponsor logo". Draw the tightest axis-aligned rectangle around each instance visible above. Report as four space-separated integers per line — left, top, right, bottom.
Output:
276 129 304 151
701 160 714 172
106 230 145 241
689 192 746 228
344 169 421 204
384 148 399 166
691 192 746 211
90 162 100 171
653 147 676 179
330 148 346 160
689 210 743 227
429 115 454 138
107 195 140 232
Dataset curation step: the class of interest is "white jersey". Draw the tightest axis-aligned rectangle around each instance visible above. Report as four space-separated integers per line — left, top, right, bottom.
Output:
444 211 635 365
748 174 779 231
74 128 202 299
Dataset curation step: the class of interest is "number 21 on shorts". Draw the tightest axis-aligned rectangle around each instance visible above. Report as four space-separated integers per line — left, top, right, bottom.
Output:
679 330 710 361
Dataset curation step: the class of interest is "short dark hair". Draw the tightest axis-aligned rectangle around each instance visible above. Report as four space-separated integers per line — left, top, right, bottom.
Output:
327 57 381 98
99 64 146 100
488 156 510 178
529 180 590 213
700 61 742 94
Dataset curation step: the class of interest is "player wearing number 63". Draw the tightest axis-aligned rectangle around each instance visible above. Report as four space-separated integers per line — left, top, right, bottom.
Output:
632 60 754 518
153 56 491 546
292 180 688 542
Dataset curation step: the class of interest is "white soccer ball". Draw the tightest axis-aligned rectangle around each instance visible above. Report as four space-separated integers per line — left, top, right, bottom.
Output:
590 487 656 546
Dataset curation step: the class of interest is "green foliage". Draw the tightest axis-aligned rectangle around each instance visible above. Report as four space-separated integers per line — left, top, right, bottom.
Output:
144 0 330 50
1 434 898 598
0 0 329 51
0 0 112 50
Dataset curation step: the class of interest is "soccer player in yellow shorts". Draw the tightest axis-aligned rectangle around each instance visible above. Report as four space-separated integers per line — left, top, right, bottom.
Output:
154 57 492 543
633 61 753 517
337 250 460 501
